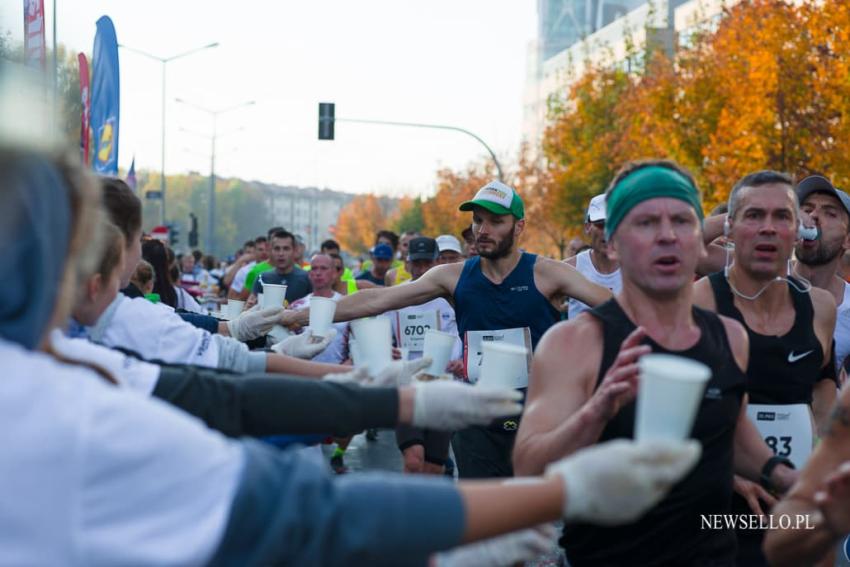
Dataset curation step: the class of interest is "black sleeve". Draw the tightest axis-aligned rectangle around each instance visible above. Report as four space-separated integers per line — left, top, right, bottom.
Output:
152 366 400 438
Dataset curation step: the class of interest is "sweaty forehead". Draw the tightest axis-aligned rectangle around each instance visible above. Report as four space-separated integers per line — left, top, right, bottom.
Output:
803 191 841 209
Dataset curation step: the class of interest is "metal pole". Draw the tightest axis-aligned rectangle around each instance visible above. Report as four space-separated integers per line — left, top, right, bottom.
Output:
207 115 217 255
335 117 505 182
160 62 167 225
51 0 57 129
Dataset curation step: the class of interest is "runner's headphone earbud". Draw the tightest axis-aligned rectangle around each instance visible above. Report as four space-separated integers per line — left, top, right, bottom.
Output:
723 218 730 237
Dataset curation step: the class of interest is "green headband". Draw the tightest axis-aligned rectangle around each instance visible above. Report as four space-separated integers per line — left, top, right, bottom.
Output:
605 166 704 239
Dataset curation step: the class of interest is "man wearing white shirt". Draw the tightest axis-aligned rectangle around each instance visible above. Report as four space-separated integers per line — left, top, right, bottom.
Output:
289 254 350 364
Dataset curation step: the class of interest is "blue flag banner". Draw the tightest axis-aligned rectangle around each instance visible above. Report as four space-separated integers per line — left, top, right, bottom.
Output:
91 16 120 175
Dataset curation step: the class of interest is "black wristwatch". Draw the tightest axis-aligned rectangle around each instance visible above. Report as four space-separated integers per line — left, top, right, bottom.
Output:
760 455 795 490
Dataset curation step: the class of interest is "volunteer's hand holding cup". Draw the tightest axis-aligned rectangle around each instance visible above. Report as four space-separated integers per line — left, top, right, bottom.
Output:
227 306 284 342
272 328 337 359
411 380 523 430
547 439 701 525
435 524 558 567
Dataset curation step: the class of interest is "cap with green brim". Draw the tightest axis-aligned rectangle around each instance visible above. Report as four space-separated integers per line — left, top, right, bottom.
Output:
459 180 525 219
605 166 703 239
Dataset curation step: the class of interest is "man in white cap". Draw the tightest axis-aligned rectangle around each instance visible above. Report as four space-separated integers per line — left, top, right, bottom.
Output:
283 180 611 478
436 234 464 265
564 194 622 319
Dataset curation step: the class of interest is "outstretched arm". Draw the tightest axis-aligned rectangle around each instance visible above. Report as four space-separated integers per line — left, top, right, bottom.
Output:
536 257 611 309
284 263 461 327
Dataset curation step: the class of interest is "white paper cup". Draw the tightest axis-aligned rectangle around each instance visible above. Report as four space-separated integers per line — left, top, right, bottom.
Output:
226 299 245 319
399 347 410 361
349 338 362 366
423 329 456 376
309 296 337 338
635 354 711 442
479 342 528 389
261 284 287 309
350 317 392 374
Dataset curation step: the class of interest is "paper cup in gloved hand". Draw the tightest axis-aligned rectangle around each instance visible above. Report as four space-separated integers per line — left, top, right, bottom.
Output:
350 317 392 374
261 284 287 309
308 296 337 338
422 329 455 377
479 342 528 389
226 299 245 319
635 354 711 442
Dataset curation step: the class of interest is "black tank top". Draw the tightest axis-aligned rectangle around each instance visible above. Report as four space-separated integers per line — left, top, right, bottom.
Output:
708 272 824 405
560 300 745 567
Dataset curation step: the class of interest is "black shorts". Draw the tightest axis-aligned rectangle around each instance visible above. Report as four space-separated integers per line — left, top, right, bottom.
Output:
395 425 451 466
452 425 515 478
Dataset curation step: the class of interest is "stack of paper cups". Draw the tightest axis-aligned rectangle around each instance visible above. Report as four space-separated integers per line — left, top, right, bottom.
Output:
309 296 337 338
635 354 711 442
479 342 528 389
350 317 392 374
422 330 456 376
261 284 287 309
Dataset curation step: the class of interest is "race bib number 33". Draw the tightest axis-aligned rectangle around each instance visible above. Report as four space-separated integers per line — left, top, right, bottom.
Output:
746 403 814 469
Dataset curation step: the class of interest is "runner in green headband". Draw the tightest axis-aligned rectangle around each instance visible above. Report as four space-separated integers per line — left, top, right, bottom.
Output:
605 165 704 240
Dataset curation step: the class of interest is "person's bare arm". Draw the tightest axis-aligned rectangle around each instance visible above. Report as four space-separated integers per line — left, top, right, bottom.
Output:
514 319 649 475
697 214 728 276
812 288 839 433
459 479 564 542
284 263 461 327
222 255 251 288
536 257 611 309
764 388 850 566
384 268 397 287
264 353 349 378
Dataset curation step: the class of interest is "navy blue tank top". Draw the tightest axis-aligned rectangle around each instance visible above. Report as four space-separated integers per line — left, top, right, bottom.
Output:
453 252 559 349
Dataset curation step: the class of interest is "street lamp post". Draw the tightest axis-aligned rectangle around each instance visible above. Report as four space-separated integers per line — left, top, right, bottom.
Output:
175 98 254 256
118 41 219 225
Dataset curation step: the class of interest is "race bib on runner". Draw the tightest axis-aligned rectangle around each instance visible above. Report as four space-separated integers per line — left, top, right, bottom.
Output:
464 327 532 388
396 310 439 351
746 403 814 469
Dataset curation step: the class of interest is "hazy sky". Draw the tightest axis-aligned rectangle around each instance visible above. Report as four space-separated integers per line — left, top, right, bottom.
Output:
1 1 537 197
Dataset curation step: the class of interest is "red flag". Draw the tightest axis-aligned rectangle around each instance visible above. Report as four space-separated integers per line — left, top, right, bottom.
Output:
78 53 91 164
23 0 46 70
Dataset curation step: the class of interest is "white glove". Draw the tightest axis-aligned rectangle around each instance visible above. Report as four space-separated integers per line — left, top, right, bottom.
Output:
226 306 284 342
548 439 701 525
411 381 523 430
434 524 558 567
272 328 337 359
322 366 371 384
371 357 432 387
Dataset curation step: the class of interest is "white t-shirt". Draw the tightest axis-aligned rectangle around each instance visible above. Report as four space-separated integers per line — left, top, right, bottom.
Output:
834 281 850 375
387 297 462 362
290 292 349 364
50 330 160 396
90 294 221 368
0 339 243 566
175 286 208 315
567 249 622 319
230 262 256 294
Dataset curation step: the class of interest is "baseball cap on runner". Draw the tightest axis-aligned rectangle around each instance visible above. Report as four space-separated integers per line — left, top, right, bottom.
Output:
407 237 438 261
459 180 525 219
586 194 606 222
436 234 463 254
796 175 850 219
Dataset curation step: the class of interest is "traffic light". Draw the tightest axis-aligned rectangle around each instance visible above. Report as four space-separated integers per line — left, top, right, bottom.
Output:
318 102 335 140
188 213 199 248
168 221 180 248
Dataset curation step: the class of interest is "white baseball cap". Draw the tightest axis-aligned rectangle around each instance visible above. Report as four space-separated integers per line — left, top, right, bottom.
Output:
436 234 462 254
586 194 607 223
